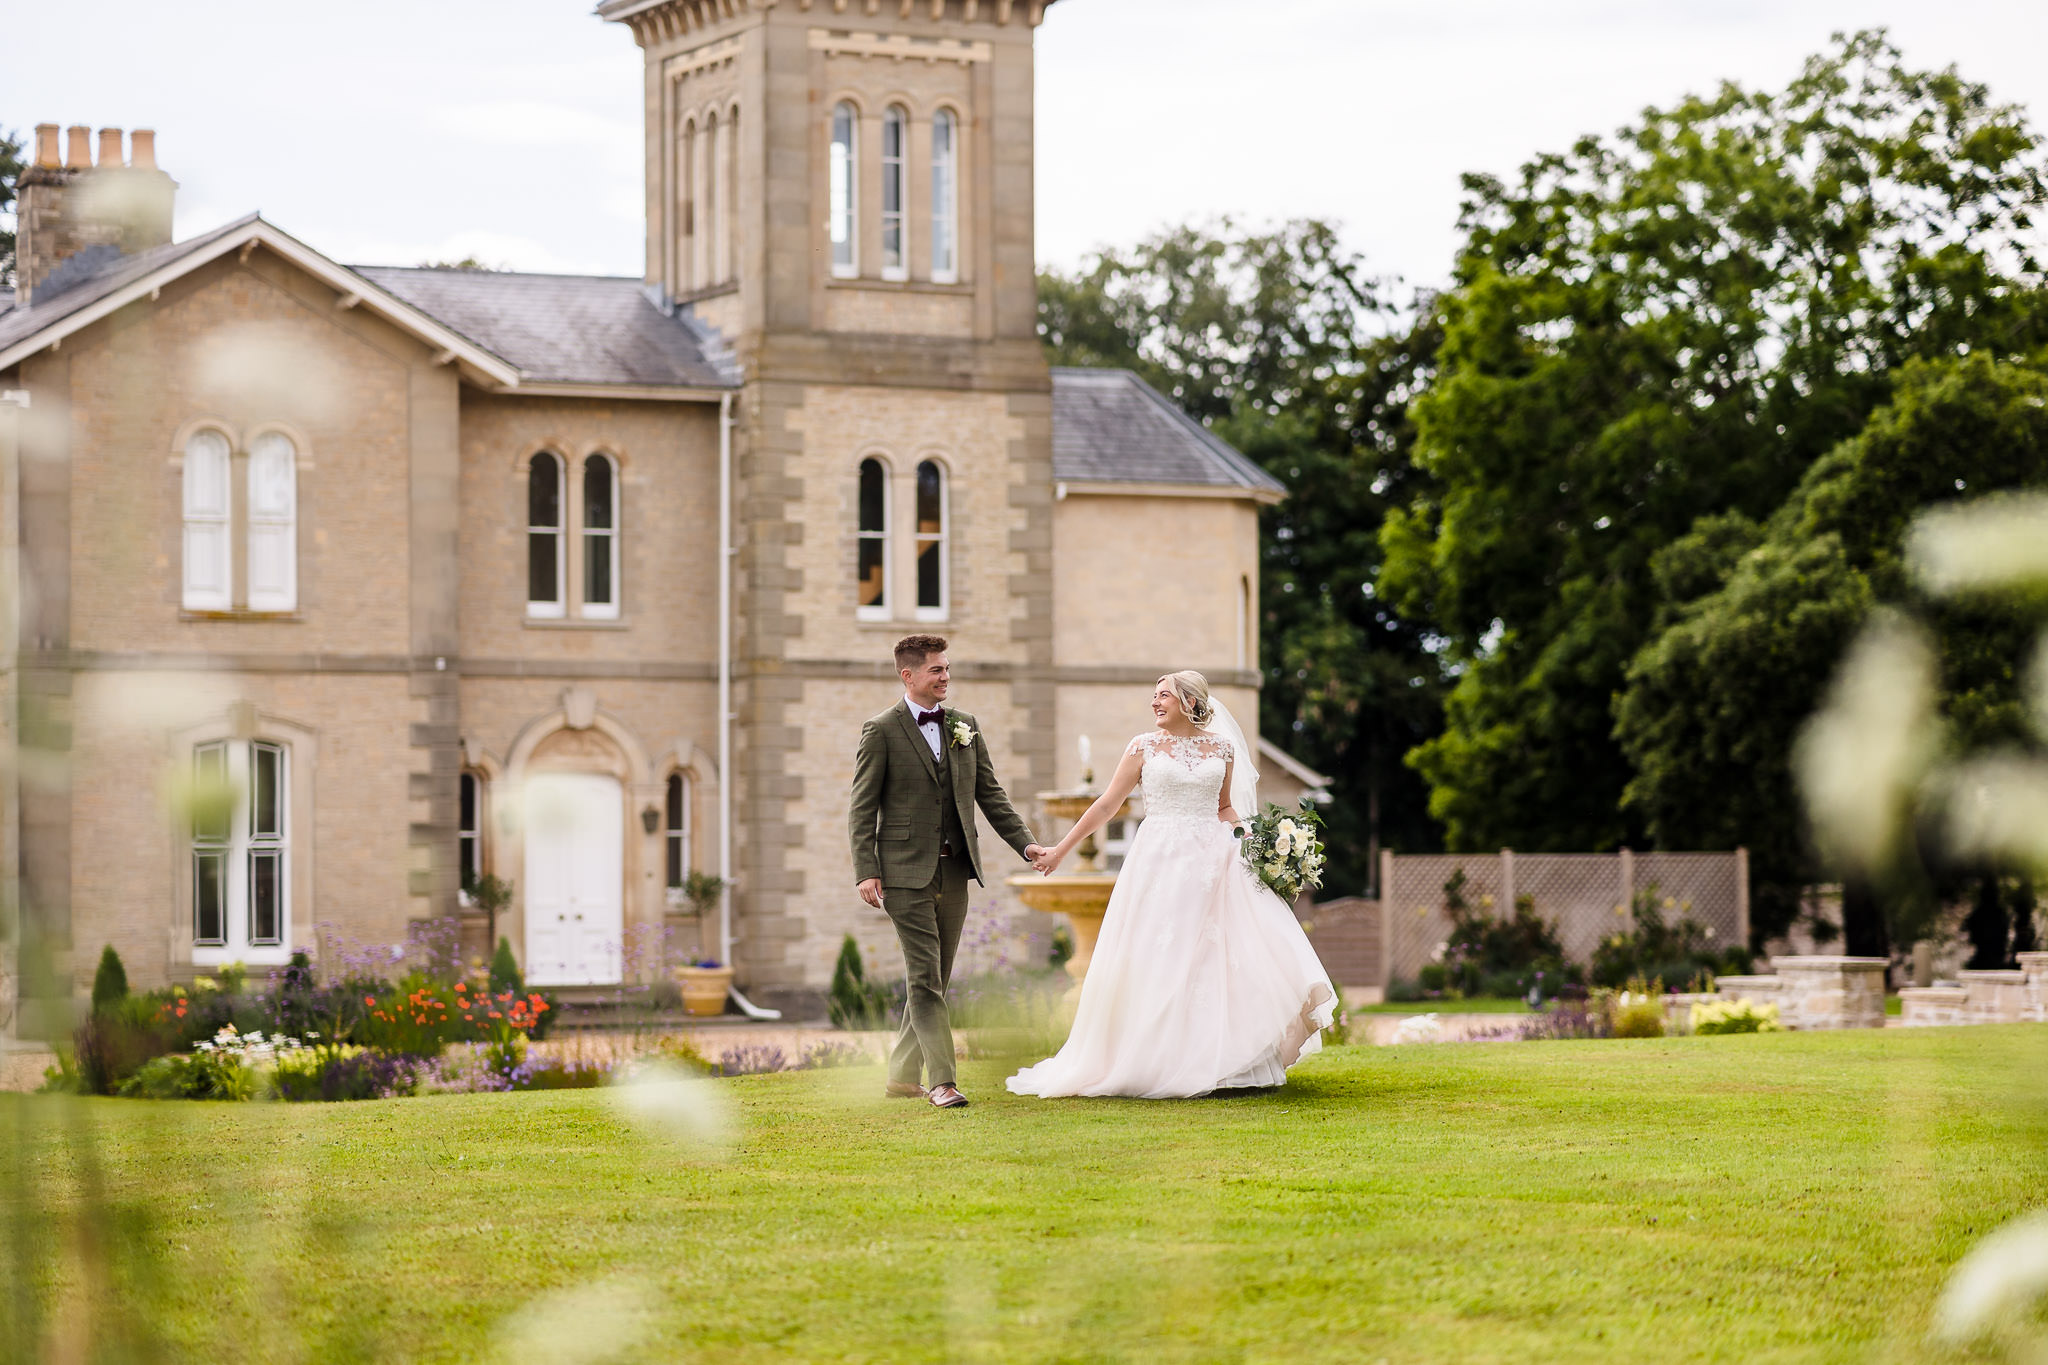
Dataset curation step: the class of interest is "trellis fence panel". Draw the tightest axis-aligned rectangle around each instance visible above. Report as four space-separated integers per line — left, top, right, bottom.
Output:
1376 849 1748 988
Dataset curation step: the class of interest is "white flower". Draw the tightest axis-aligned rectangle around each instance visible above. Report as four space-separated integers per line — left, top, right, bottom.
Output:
949 720 974 749
1392 1013 1443 1045
1274 831 1294 857
1430 941 1448 963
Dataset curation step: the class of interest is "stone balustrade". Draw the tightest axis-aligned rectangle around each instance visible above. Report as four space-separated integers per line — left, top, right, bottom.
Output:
1899 952 2048 1027
1711 956 1888 1029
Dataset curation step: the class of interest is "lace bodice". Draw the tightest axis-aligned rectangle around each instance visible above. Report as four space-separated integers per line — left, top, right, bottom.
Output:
1125 732 1232 823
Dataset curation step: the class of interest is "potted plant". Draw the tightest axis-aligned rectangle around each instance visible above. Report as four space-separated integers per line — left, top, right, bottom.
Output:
669 874 732 1015
673 955 734 1017
468 874 513 961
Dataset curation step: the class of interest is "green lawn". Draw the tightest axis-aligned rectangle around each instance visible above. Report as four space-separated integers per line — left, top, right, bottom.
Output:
5 1027 2045 1363
1356 995 1533 1014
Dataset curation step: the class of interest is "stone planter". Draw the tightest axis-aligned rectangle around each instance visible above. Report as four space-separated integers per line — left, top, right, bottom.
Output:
673 965 734 1017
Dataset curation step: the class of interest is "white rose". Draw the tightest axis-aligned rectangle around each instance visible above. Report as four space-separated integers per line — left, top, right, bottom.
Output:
1274 831 1294 857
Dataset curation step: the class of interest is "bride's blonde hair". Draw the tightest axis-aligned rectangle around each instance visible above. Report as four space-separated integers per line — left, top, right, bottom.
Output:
1158 670 1215 726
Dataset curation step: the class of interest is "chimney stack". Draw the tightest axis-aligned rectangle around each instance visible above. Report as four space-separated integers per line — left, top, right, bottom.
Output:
16 124 178 307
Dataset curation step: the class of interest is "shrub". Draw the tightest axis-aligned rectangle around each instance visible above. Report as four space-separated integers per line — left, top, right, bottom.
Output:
72 997 175 1094
796 1040 870 1070
1417 964 1448 993
1591 887 1751 989
716 1044 787 1075
118 1052 257 1101
1519 1003 1613 1041
1434 870 1583 1000
828 935 892 1031
1609 980 1668 1038
489 936 522 993
648 1034 712 1073
90 945 130 1014
271 1046 423 1101
1385 976 1426 1003
352 977 552 1055
1690 998 1784 1035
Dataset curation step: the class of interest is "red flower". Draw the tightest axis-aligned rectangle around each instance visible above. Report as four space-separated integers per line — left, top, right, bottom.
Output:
365 996 376 1006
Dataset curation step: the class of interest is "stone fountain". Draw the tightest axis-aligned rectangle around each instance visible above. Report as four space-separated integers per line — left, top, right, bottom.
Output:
1006 737 1131 1004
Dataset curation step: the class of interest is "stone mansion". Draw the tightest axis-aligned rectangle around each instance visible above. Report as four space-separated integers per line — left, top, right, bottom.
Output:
0 0 1323 1015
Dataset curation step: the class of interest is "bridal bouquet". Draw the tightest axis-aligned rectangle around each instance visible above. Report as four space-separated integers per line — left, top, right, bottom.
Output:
1236 800 1327 901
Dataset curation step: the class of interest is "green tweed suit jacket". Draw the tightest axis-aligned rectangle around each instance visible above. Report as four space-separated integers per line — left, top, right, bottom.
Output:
848 699 1036 889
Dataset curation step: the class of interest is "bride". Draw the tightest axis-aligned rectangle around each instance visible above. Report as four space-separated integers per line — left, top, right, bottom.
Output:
1007 671 1336 1099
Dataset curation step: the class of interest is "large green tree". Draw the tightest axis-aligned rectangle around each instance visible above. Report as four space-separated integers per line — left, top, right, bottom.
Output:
1039 222 1448 891
1 127 24 285
1616 354 2048 939
1378 31 2048 859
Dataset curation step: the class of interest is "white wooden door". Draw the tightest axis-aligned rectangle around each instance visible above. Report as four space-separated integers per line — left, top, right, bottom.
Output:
523 773 624 986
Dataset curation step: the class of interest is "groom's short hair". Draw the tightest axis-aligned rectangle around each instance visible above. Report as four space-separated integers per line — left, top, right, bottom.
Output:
894 634 948 672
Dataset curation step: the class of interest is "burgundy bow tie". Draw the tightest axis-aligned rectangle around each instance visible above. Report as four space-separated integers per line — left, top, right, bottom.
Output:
915 708 944 727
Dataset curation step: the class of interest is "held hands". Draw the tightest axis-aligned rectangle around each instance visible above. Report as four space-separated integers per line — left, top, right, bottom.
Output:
1025 843 1061 876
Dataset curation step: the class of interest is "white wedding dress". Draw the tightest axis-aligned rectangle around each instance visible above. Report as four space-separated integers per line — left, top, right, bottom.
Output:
1006 730 1337 1099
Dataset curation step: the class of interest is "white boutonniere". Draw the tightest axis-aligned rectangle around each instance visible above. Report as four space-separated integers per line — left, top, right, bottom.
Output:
949 719 975 750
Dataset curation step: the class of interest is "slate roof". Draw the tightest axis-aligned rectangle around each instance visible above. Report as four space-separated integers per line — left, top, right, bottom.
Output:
1049 367 1285 497
0 213 260 359
353 267 738 390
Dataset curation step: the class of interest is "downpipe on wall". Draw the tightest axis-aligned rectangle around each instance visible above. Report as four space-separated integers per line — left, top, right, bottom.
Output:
718 389 780 1021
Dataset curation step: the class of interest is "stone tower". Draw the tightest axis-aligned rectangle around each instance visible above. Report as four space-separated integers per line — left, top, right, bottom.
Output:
602 0 1063 994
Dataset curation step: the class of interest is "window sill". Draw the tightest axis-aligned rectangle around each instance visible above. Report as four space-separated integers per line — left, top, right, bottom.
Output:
826 277 973 296
855 614 951 631
181 610 304 623
525 617 632 631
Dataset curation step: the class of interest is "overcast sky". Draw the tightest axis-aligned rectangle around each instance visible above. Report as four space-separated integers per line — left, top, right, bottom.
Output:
9 0 2048 292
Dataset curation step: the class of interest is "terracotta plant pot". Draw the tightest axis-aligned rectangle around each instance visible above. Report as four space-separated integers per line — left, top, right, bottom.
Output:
674 964 734 1017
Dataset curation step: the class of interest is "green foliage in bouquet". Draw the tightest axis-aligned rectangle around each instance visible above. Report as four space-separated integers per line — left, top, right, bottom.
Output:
1236 800 1328 902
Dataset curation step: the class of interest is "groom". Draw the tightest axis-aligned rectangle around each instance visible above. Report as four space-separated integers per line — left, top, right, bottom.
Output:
849 634 1050 1109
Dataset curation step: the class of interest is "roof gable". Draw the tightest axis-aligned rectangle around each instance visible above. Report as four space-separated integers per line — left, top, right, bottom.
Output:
1050 368 1286 502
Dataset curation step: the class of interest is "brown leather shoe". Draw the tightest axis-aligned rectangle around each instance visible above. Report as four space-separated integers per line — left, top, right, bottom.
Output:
884 1081 927 1099
928 1084 969 1109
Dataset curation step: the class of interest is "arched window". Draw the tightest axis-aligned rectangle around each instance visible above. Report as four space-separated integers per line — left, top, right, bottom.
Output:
830 102 857 278
247 430 297 612
720 105 739 284
181 428 232 611
704 110 721 286
527 452 564 618
881 104 908 280
665 771 691 892
582 453 619 619
857 457 889 619
192 738 289 955
915 459 947 619
459 771 484 892
677 114 697 291
931 108 959 283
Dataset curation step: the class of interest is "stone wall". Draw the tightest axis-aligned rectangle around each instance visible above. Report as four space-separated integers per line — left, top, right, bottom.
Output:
1900 952 2048 1026
1713 956 1888 1029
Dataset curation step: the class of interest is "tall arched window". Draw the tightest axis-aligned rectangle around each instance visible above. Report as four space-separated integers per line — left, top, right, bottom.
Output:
931 108 959 283
829 102 857 278
915 459 947 619
527 452 564 618
665 771 691 893
677 114 697 291
181 428 233 611
246 430 297 612
857 457 889 619
459 771 484 892
583 453 619 619
704 110 721 286
720 105 739 284
881 104 908 280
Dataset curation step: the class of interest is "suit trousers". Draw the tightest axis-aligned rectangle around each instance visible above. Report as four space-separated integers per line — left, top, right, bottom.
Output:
883 852 971 1088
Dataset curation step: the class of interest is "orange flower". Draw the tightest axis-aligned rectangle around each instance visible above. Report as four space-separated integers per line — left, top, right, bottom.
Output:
488 1010 501 1019
365 995 376 1006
